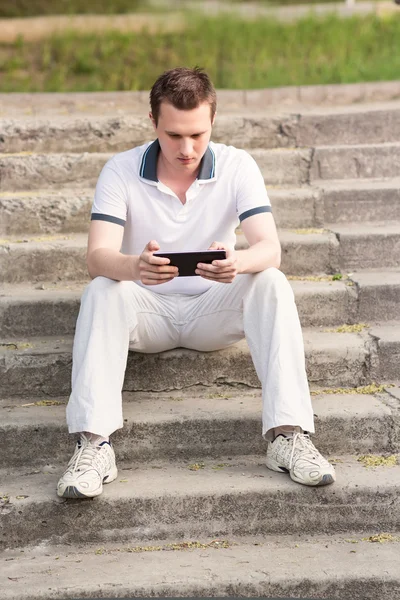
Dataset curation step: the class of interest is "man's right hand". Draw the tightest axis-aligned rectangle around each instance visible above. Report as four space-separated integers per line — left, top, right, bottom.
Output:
138 240 178 285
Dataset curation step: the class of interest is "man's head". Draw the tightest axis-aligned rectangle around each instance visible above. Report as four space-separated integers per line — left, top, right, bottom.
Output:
149 67 217 127
149 67 217 176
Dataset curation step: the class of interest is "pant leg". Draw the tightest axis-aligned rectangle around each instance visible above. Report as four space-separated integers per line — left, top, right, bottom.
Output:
179 268 314 439
66 277 179 437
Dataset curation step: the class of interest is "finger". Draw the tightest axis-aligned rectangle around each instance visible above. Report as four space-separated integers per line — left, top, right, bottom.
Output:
143 277 176 286
208 241 225 250
142 271 179 281
146 240 160 252
143 254 172 266
199 273 234 283
142 263 178 273
196 263 235 273
196 268 236 278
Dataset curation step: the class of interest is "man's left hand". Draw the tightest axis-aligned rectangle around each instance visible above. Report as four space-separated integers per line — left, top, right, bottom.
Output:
195 241 238 283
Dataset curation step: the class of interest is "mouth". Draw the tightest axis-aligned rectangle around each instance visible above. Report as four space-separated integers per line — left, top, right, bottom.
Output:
178 158 194 164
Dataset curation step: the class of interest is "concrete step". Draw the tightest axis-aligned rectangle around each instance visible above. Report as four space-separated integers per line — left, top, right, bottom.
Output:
0 189 93 236
2 225 399 282
2 83 400 117
311 142 400 181
320 177 400 224
0 148 311 191
0 187 321 235
0 277 355 336
2 103 400 152
1 456 400 549
0 323 397 398
2 179 400 237
2 533 400 599
331 223 400 271
2 270 400 337
1 388 398 469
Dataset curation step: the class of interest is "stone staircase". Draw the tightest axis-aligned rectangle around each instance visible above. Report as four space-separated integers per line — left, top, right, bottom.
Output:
1 88 400 599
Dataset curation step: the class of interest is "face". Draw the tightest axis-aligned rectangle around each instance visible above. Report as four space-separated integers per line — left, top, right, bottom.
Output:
150 101 215 176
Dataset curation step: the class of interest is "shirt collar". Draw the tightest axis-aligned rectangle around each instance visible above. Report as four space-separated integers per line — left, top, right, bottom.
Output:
139 139 216 183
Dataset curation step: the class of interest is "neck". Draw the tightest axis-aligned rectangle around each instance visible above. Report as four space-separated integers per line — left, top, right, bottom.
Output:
158 153 199 184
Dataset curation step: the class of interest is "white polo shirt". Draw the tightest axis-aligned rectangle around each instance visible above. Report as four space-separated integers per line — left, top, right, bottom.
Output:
91 139 271 294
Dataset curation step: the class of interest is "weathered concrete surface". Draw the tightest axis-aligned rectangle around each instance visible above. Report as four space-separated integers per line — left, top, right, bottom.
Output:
370 324 400 382
350 269 400 322
0 235 88 284
0 153 107 192
291 279 357 326
0 190 92 235
320 178 400 224
1 457 400 549
3 105 400 153
311 143 400 180
0 187 320 236
332 224 400 271
269 187 323 228
278 230 340 275
3 179 400 237
0 114 299 153
2 273 398 338
2 82 400 117
0 329 377 398
0 231 342 283
297 106 400 147
0 391 396 468
0 287 83 337
2 533 400 600
0 149 311 191
1 226 399 282
0 116 154 154
0 278 358 337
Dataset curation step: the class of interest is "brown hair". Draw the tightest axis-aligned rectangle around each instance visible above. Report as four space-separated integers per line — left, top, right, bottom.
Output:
150 67 217 125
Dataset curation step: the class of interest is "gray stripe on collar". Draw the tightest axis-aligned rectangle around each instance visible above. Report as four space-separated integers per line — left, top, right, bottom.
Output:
139 140 215 182
139 139 160 182
198 146 216 180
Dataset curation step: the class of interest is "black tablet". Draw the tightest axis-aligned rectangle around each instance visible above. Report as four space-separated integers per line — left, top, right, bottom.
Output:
153 250 226 277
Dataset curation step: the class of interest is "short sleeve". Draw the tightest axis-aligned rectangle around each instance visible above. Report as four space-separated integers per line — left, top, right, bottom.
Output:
91 160 128 227
235 151 272 223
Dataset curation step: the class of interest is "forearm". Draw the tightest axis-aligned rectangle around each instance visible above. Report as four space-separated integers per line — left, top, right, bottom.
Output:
236 240 281 274
87 247 140 281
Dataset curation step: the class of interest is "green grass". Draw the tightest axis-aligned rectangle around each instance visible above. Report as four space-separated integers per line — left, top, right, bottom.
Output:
0 0 145 18
1 13 400 92
0 0 362 18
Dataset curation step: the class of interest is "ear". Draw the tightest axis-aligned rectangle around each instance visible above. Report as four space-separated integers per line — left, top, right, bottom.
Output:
211 111 217 126
149 112 157 131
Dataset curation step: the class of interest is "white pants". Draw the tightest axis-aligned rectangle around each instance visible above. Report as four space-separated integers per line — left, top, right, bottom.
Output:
66 268 315 440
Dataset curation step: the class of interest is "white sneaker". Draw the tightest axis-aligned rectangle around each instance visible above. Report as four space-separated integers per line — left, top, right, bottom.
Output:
57 434 118 498
266 432 336 486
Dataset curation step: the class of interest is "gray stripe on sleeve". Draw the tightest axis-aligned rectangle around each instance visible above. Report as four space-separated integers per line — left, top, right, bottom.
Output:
91 213 126 227
239 206 272 223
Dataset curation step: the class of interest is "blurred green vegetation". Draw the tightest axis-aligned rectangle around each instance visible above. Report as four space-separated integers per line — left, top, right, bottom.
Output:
0 0 145 18
0 0 368 17
1 13 400 92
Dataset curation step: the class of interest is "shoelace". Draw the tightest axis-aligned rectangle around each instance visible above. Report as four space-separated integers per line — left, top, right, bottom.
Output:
288 432 320 470
70 435 105 472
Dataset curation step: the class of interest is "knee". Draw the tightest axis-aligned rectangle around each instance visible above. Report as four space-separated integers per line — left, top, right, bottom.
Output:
253 268 293 299
83 276 129 304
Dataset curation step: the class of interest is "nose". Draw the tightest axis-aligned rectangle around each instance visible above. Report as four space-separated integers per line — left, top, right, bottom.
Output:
180 138 194 157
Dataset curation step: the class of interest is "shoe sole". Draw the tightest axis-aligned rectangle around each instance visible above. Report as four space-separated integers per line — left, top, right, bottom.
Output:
58 465 118 499
266 458 336 487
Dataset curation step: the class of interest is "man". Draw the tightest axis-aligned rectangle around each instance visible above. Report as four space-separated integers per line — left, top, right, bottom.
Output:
57 67 335 499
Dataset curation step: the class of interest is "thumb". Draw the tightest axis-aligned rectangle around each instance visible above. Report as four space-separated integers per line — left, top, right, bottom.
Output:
208 241 225 250
146 240 160 252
